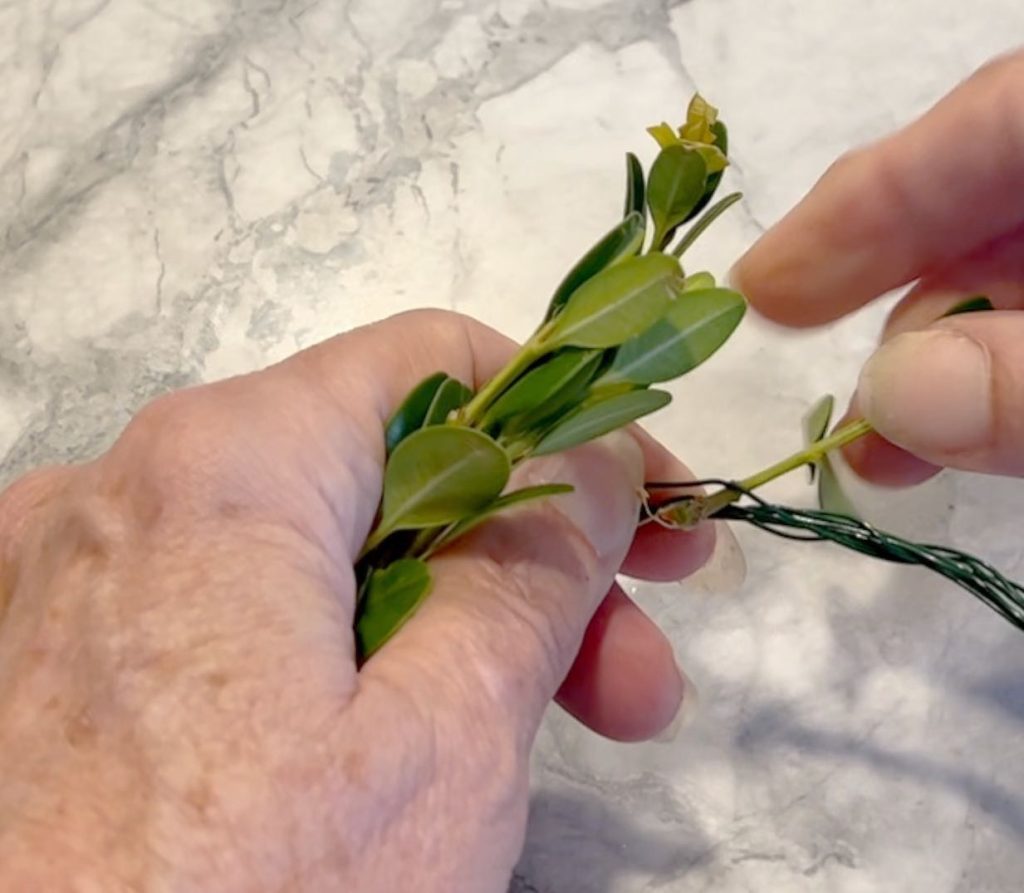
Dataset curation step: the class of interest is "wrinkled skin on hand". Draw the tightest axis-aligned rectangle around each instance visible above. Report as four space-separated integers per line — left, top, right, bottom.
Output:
0 310 711 891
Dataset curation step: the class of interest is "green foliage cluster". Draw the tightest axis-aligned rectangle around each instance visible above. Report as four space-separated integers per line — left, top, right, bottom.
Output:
354 96 747 661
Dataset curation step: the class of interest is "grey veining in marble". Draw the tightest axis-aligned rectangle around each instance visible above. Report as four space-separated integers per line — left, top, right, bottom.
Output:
3 2 1024 890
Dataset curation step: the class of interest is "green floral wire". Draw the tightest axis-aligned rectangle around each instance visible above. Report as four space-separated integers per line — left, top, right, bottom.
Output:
643 479 1024 632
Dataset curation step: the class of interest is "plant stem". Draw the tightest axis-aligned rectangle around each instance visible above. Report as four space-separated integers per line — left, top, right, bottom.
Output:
359 522 393 558
648 224 668 254
736 418 872 493
458 334 548 426
665 419 873 526
671 192 742 258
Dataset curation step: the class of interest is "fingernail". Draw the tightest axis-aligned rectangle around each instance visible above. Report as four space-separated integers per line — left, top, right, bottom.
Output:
682 522 747 593
858 328 993 455
653 662 699 743
520 430 643 561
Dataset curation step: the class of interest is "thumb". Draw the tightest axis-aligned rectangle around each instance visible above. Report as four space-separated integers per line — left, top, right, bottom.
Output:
855 313 1024 476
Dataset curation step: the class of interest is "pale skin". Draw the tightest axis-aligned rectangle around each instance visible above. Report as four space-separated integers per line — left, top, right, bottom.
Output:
733 48 1024 482
1 48 1022 891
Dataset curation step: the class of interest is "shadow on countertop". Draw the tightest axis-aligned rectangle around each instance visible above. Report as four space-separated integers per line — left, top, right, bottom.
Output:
511 785 714 893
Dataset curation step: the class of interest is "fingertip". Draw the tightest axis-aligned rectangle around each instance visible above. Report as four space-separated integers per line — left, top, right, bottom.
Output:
858 328 996 460
728 187 873 329
841 425 942 488
835 401 941 487
729 250 822 329
622 520 716 582
555 584 687 742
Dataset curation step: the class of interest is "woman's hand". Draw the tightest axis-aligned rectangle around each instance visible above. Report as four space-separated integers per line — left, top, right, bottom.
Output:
733 49 1024 482
0 309 711 892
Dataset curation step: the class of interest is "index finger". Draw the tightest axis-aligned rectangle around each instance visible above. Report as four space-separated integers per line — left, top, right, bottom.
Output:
732 49 1024 327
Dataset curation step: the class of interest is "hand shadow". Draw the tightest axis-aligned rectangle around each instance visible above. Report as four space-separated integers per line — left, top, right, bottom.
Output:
738 566 1024 843
510 785 713 893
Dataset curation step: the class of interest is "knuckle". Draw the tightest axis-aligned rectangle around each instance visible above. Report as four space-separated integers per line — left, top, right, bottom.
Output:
821 147 863 184
119 389 218 470
818 147 891 235
101 386 254 518
972 48 1024 88
0 466 74 549
990 61 1024 152
388 306 468 330
964 52 1024 150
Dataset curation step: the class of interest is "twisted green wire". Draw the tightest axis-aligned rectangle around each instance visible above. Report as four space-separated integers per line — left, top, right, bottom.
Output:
644 480 1024 632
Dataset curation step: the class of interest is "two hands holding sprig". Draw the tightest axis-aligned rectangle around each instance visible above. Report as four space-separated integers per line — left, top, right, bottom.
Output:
1 51 1023 891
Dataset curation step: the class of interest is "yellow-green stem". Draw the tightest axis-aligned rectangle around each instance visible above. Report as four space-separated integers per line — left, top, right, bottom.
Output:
676 419 873 524
458 332 548 425
737 418 872 493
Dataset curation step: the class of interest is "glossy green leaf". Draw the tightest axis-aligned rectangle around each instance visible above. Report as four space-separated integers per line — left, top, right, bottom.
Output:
600 288 746 386
647 98 727 176
533 388 672 456
672 192 742 257
683 271 716 291
711 120 728 155
680 94 719 145
355 558 432 660
801 394 859 517
483 349 603 428
546 253 683 349
544 212 646 321
377 427 510 537
430 484 575 553
422 376 473 426
384 371 447 454
647 122 679 149
943 295 994 317
647 146 708 248
687 120 729 222
623 152 645 218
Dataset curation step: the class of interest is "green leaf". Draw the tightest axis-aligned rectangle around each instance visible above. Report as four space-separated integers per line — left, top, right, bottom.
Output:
647 146 708 248
623 152 645 218
818 458 859 519
384 372 447 454
600 287 746 386
422 376 473 426
942 295 994 317
533 389 672 456
801 394 834 483
671 192 743 257
544 212 646 321
711 120 728 155
355 558 432 660
801 394 859 517
483 349 603 428
546 253 683 349
429 484 575 554
377 427 511 538
687 120 730 222
683 271 716 291
803 394 835 444
647 122 679 149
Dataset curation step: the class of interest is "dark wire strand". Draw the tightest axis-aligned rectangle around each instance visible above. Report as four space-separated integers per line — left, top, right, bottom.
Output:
642 479 1024 633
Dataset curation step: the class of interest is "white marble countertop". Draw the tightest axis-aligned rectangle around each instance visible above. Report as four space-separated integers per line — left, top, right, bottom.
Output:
3 1 1024 890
